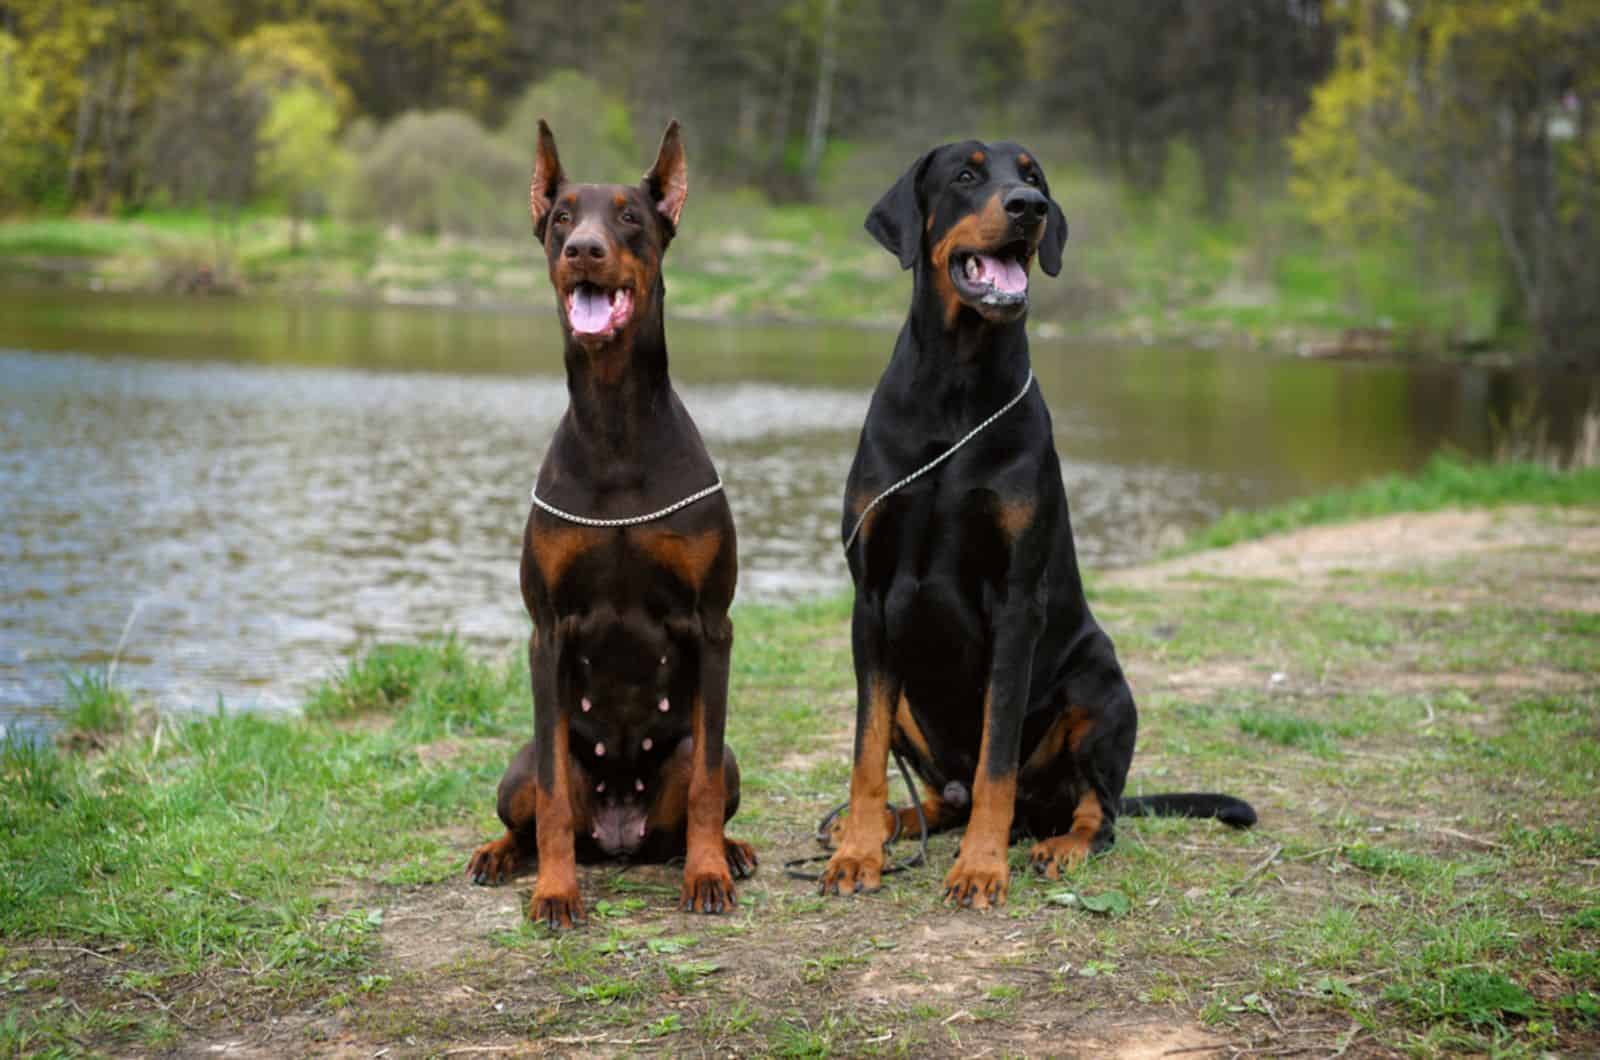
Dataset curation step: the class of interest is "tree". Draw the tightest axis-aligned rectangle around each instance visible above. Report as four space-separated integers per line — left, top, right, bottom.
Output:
259 84 347 250
1290 0 1600 364
144 52 264 219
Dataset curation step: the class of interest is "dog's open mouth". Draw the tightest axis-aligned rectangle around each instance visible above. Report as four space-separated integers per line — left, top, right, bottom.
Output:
950 242 1031 311
565 282 634 339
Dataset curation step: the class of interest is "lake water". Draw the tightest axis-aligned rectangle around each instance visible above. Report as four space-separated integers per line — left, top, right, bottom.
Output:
2 289 1594 733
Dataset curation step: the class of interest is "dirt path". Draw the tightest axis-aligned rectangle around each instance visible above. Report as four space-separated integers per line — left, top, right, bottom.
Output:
15 506 1599 1057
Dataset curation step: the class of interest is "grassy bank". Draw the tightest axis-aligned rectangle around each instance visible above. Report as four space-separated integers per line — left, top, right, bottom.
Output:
0 171 1507 355
4 472 1599 1055
1185 454 1600 552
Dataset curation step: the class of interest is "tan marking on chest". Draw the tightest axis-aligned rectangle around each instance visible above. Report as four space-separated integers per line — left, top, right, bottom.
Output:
531 525 604 590
634 527 722 589
998 499 1035 542
849 491 884 545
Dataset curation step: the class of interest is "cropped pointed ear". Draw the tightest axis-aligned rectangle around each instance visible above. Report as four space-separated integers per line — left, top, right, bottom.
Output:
864 149 936 270
643 120 688 238
1038 198 1068 277
530 119 564 242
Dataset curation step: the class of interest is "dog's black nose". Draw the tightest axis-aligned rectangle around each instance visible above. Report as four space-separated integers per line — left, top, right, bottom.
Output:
1004 187 1049 223
564 233 608 261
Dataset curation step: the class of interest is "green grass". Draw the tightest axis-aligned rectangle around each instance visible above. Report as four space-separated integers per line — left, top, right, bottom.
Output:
1186 454 1600 552
3 476 1598 1054
61 668 130 738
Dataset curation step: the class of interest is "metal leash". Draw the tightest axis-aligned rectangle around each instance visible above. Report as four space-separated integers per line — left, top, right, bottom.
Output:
783 748 929 881
843 371 1034 552
530 479 724 528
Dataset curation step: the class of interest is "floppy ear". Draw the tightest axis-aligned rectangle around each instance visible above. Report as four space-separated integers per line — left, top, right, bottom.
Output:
530 119 564 242
643 120 688 238
864 149 935 270
1038 199 1069 277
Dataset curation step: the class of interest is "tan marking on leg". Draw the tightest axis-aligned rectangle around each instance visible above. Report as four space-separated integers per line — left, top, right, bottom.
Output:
820 677 895 893
893 695 931 760
531 713 583 927
944 688 1016 909
1028 789 1103 880
681 690 735 912
1066 706 1095 752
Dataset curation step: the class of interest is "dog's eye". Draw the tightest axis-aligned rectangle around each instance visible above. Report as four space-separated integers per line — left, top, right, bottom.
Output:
621 209 640 225
1023 171 1040 186
956 170 976 185
554 210 572 225
578 655 591 669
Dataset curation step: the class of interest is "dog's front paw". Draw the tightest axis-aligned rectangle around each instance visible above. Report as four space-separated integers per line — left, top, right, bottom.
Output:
724 838 759 880
819 844 885 896
529 882 585 930
1028 834 1092 880
681 861 738 914
943 850 1009 910
825 808 899 850
466 833 523 885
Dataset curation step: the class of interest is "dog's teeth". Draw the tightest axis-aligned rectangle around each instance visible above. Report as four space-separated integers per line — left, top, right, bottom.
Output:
965 257 979 281
635 779 644 792
658 697 670 712
594 741 605 757
581 697 592 712
642 737 653 751
596 781 605 792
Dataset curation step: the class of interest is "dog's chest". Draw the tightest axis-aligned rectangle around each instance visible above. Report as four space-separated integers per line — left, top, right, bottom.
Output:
528 523 722 611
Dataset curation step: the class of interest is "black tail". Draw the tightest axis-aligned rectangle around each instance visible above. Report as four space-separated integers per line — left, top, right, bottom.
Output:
1120 793 1257 829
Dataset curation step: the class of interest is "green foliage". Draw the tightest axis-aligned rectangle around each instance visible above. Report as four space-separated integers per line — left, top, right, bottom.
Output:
501 72 635 182
1289 0 1600 360
1188 455 1600 552
345 110 524 237
258 84 348 227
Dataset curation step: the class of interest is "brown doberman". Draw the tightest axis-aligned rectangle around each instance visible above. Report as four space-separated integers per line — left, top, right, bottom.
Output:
465 121 755 928
821 140 1255 910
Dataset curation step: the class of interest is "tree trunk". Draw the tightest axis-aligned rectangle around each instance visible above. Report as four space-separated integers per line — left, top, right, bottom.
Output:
802 0 840 186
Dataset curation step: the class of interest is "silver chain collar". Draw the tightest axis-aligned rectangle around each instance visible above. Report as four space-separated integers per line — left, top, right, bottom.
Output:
843 370 1035 552
530 479 725 528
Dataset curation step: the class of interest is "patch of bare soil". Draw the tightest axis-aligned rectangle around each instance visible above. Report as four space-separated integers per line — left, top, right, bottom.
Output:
1117 506 1598 591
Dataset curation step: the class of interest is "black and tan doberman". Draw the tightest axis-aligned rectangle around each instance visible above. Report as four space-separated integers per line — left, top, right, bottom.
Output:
821 140 1255 909
466 121 755 928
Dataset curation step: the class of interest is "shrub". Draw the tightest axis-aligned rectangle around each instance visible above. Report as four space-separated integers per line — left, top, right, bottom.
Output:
345 110 525 237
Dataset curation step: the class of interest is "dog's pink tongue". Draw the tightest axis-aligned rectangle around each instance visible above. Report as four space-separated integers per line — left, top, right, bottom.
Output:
975 254 1028 295
568 287 612 334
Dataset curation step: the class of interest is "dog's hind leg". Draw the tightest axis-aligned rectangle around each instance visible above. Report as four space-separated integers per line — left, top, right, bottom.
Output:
467 739 540 885
1026 788 1107 879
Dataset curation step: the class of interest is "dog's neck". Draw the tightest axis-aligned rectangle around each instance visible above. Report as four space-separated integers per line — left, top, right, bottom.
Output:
561 278 671 459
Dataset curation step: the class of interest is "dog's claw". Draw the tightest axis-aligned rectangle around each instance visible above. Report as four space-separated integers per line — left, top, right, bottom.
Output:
530 888 585 930
466 834 521 886
819 846 884 897
724 838 759 880
681 863 737 915
943 854 1009 911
